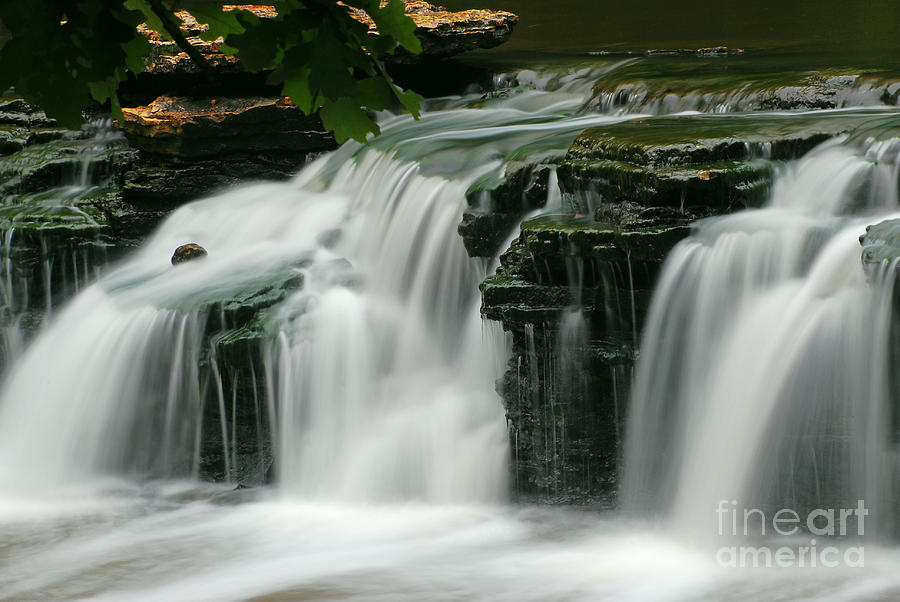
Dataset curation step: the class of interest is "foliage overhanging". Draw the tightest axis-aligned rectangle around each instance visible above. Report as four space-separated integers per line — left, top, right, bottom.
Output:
0 1 424 142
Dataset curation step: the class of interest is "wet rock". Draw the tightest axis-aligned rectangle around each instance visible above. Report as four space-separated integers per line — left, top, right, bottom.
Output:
121 151 310 208
171 243 207 264
119 95 334 158
117 95 333 208
0 137 136 199
559 112 887 214
480 211 688 503
860 218 900 280
193 265 306 484
459 161 555 257
0 97 57 128
588 58 900 114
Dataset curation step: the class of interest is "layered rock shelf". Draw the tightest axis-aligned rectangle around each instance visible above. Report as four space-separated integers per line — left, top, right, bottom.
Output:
588 55 900 114
478 109 899 503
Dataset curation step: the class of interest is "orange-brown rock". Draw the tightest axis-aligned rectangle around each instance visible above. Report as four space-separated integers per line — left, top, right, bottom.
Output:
120 95 334 157
346 1 518 61
139 2 517 75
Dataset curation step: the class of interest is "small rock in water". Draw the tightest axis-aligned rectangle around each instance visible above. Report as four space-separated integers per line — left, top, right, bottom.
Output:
171 243 207 265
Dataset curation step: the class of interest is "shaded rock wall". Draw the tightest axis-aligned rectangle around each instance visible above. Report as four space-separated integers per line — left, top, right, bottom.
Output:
479 111 887 504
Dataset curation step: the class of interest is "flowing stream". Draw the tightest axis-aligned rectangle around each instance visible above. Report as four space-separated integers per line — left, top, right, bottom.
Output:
2 63 900 600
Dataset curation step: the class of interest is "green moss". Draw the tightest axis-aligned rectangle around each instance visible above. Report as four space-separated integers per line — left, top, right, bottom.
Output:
568 110 894 165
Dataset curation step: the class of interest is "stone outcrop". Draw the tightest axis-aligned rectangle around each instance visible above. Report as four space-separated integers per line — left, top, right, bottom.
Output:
481 215 684 504
118 95 336 203
347 0 518 62
118 1 519 214
171 242 208 264
478 111 893 504
861 218 900 280
120 96 333 157
193 266 306 484
137 2 517 80
559 112 882 216
588 57 900 114
459 161 556 257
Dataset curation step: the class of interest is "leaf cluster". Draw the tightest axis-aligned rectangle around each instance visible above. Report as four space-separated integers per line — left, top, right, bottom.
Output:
0 1 423 142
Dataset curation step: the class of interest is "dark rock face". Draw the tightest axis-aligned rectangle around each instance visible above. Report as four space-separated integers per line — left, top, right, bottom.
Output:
116 95 335 205
171 243 208 265
0 105 144 364
193 268 305 484
482 216 685 504
119 96 334 158
477 112 884 504
459 161 555 257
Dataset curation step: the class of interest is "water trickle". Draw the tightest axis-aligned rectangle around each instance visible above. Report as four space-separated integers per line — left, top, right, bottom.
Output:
0 120 128 373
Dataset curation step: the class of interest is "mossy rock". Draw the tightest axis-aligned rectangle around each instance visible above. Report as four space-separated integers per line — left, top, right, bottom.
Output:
567 112 888 166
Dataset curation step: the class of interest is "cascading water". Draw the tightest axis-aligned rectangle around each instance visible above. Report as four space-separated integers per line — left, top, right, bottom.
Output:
0 120 129 373
3 57 900 600
624 136 900 543
0 67 627 499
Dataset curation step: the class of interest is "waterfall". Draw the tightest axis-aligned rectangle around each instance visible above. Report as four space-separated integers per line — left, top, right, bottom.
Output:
0 68 623 501
0 120 127 374
623 136 900 539
0 151 504 500
5 58 900 599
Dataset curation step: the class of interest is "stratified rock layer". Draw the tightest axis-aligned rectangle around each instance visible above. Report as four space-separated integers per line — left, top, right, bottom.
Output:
120 95 334 157
480 111 898 504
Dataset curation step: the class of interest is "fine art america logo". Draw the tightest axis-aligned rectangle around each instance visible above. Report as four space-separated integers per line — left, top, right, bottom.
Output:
715 499 868 568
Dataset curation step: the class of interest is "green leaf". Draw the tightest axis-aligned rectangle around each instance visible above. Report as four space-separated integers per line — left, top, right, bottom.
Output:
228 13 283 71
188 4 246 43
121 34 152 74
354 77 394 112
394 86 424 118
307 30 358 100
373 0 421 54
269 65 315 114
124 0 172 41
320 97 379 144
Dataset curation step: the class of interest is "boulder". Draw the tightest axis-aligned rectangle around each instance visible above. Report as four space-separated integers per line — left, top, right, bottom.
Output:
171 243 208 264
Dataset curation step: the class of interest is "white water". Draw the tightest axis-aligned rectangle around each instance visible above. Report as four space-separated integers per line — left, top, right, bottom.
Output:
3 64 900 600
0 120 126 372
624 137 900 542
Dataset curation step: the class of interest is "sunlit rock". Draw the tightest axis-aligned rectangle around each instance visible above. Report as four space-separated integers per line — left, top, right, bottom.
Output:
120 95 334 158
